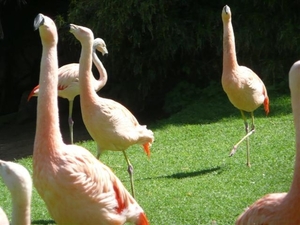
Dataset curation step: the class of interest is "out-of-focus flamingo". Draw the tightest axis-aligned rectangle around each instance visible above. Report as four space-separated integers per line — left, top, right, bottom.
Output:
221 5 269 167
0 207 8 225
69 26 154 198
235 61 300 224
32 13 149 224
0 159 32 225
28 38 108 144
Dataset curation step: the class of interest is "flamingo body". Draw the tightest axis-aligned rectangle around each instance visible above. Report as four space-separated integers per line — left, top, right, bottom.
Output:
222 65 269 113
235 61 300 224
33 13 149 225
82 96 153 153
221 5 269 166
0 160 32 225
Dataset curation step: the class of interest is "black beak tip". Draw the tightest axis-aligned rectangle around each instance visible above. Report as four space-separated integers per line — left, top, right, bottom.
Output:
33 13 44 31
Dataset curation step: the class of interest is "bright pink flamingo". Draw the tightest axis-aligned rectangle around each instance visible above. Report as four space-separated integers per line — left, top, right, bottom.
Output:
221 5 269 167
0 159 32 225
28 38 108 144
32 13 149 224
235 61 300 224
69 25 154 198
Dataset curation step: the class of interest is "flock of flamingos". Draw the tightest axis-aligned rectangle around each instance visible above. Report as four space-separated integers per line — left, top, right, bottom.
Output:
0 5 299 224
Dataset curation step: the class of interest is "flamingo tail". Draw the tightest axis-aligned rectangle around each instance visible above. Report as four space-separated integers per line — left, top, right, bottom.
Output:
142 143 151 158
136 212 149 225
27 85 40 101
264 96 270 115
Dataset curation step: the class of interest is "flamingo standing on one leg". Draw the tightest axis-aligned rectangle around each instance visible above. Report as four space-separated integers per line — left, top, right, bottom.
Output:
0 159 32 225
69 25 154 198
28 38 108 144
32 13 149 225
235 61 300 224
221 5 269 167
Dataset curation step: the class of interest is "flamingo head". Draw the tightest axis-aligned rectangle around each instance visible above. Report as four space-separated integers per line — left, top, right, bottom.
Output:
93 38 108 56
34 13 58 45
69 24 94 45
0 160 32 201
221 5 232 22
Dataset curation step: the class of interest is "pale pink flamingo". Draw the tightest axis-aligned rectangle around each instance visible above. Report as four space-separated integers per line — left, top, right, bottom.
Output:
28 38 108 144
221 5 269 167
0 159 32 225
32 13 149 224
69 26 154 198
235 61 300 224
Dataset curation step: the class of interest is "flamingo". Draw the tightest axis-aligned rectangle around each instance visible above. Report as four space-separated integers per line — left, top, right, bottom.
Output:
0 159 32 225
28 38 108 144
235 61 300 224
32 13 149 225
221 5 269 167
68 26 154 198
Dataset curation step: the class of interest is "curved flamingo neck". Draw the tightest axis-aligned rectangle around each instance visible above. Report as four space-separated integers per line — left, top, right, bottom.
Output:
222 18 238 73
92 50 107 91
34 42 63 154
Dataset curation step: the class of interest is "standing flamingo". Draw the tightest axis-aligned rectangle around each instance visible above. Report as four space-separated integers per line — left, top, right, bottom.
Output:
235 61 300 224
69 26 154 198
32 13 149 224
28 38 108 144
221 5 269 167
0 159 32 225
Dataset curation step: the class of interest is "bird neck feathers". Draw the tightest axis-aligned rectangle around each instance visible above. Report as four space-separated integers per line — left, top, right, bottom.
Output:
34 38 63 152
222 20 238 72
79 40 99 99
92 51 107 91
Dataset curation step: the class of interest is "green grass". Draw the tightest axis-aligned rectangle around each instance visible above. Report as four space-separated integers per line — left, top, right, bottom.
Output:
0 92 295 225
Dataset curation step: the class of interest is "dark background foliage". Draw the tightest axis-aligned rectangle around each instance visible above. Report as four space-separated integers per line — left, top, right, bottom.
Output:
0 0 300 120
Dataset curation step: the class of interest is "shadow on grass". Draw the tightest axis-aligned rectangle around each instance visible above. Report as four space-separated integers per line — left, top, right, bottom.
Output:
165 166 222 179
139 166 222 181
32 220 56 225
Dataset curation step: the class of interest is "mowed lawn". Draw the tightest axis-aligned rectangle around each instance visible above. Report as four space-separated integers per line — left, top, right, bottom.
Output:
0 91 295 225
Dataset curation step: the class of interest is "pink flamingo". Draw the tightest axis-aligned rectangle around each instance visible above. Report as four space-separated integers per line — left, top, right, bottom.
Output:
28 38 108 144
0 159 32 225
32 13 149 224
69 25 154 198
235 61 300 224
221 5 269 167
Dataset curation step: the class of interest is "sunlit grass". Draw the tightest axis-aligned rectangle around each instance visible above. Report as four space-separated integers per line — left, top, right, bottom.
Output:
0 92 295 224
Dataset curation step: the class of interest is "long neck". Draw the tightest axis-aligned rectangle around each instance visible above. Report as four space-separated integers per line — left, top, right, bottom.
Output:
11 197 31 225
223 18 238 72
92 50 107 91
34 41 63 153
79 40 98 100
288 90 300 197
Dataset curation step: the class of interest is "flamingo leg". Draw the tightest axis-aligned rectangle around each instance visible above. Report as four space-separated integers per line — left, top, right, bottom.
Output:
229 111 255 165
96 145 101 159
68 99 74 144
122 150 135 198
